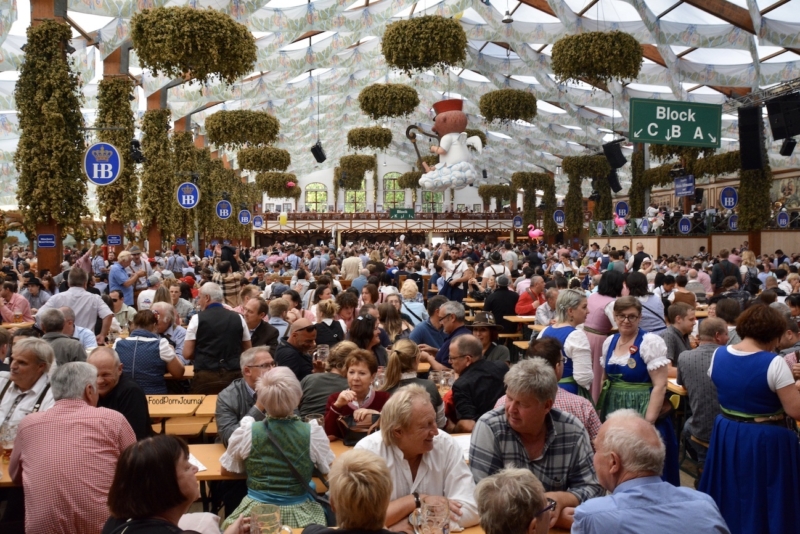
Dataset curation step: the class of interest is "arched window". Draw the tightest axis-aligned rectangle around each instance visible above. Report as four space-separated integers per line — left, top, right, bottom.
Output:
305 183 328 212
422 190 444 212
383 172 405 210
345 180 367 212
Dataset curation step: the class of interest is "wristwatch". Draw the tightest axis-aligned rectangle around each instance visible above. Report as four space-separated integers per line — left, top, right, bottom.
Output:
412 491 421 509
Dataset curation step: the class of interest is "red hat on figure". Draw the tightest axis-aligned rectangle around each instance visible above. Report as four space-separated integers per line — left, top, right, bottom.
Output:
432 99 464 115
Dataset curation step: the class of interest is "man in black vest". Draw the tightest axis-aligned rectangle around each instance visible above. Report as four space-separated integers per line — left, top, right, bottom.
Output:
710 249 743 294
184 282 252 394
626 242 652 272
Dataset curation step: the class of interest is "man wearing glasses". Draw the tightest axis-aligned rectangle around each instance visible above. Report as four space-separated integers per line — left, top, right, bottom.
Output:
126 246 153 302
214 346 276 513
572 410 729 533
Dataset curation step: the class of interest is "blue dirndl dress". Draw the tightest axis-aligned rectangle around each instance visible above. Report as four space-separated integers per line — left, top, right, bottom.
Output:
599 328 680 486
699 347 800 534
540 325 592 401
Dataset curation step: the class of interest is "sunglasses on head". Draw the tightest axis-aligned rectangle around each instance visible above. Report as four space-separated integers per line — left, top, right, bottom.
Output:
295 324 316 333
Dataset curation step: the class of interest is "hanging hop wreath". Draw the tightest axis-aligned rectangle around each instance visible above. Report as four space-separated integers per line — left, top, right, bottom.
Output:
340 155 377 184
382 16 467 75
131 6 256 85
347 127 393 151
479 89 537 123
257 172 301 200
398 171 422 190
551 30 643 87
359 84 420 120
205 110 280 149
238 147 291 172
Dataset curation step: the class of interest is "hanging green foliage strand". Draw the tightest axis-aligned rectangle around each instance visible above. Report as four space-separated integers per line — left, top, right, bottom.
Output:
512 172 557 235
172 131 197 239
96 77 138 225
562 156 611 232
14 20 87 230
140 109 176 237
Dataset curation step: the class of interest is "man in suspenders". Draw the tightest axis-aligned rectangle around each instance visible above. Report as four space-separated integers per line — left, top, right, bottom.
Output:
0 337 55 429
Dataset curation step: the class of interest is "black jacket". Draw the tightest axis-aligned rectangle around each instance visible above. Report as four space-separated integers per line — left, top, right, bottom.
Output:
483 286 520 333
250 320 280 354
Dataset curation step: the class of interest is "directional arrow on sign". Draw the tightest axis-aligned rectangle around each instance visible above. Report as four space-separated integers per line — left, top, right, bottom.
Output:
634 129 642 138
709 134 717 143
665 132 672 141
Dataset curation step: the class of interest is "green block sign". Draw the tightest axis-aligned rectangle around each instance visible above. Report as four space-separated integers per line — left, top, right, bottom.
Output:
629 98 722 148
389 208 415 220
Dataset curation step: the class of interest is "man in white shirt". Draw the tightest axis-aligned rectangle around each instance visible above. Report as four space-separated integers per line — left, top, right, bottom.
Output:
437 244 469 283
137 275 160 310
355 384 479 530
0 338 55 428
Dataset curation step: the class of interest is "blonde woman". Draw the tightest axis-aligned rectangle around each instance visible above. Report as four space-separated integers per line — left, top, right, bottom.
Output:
399 279 427 326
380 339 446 429
740 250 760 293
315 299 346 347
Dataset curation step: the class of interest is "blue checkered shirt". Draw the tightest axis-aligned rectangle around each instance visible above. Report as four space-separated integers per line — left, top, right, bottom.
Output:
469 407 603 503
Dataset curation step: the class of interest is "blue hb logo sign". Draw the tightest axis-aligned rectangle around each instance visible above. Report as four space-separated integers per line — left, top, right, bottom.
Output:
238 210 252 225
553 210 565 225
720 187 738 209
777 212 790 228
253 216 264 229
176 182 201 209
728 215 738 231
83 142 123 186
615 202 629 218
216 200 232 220
678 217 692 235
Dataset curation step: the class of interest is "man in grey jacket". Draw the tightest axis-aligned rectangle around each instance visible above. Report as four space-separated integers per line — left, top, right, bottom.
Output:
39 308 86 366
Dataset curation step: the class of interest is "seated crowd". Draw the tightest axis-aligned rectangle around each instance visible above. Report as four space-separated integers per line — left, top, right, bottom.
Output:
1 239 799 534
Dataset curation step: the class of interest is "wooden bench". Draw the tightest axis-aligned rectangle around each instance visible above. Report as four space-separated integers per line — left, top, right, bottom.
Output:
153 416 212 437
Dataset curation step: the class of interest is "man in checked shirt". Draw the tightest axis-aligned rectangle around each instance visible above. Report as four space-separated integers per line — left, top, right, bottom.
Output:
469 358 602 531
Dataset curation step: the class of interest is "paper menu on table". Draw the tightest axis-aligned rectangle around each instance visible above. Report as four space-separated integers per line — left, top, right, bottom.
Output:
188 453 207 472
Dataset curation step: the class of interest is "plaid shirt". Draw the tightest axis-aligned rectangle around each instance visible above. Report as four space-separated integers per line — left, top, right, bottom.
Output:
469 407 602 503
212 271 244 307
495 389 601 443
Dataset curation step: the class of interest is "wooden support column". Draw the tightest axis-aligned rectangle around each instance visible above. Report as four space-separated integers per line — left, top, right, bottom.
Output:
31 0 66 275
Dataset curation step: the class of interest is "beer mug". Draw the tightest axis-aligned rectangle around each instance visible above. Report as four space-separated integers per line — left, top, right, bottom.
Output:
413 496 450 534
12 310 22 323
0 423 17 464
304 413 324 427
250 504 292 534
316 344 330 363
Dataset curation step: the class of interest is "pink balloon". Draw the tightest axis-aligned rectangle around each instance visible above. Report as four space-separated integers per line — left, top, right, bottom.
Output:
287 181 296 188
614 215 626 227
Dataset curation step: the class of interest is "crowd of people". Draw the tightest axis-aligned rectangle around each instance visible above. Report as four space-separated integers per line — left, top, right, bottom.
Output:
0 237 799 534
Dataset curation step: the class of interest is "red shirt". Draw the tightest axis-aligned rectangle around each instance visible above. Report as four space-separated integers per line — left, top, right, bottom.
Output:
324 390 390 439
515 288 545 315
9 399 136 534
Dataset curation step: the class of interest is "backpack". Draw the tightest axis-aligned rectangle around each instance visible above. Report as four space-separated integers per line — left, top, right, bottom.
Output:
743 266 761 295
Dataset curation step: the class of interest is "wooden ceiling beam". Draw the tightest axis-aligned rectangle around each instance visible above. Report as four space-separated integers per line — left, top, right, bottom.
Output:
682 0 755 34
516 0 556 17
760 0 790 16
641 44 667 67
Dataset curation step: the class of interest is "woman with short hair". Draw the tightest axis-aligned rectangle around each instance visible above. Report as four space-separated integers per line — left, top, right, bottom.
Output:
399 280 427 327
113 310 183 394
103 435 248 534
360 284 379 307
221 367 335 529
335 291 359 331
699 304 800 534
538 289 592 399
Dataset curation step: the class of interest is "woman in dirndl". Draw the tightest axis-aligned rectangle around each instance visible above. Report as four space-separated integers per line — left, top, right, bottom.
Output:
699 304 800 534
599 296 680 486
538 288 593 401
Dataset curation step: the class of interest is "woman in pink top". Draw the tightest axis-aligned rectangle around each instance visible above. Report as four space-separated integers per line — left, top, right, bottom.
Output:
584 270 624 402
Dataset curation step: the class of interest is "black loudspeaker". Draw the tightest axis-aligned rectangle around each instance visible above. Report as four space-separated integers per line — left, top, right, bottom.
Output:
603 141 627 169
482 169 487 180
311 141 326 163
780 138 797 156
694 187 705 204
766 92 800 141
606 169 622 193
738 106 766 171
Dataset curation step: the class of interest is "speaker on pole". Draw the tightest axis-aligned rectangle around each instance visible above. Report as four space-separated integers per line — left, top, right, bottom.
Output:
311 140 326 163
738 106 766 171
694 187 705 205
603 140 627 169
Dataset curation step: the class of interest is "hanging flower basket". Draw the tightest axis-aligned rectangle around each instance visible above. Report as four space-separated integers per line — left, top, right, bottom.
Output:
347 127 393 151
479 89 537 123
205 110 280 149
238 147 291 172
382 15 467 75
398 171 422 190
339 155 376 185
130 6 257 85
551 30 642 87
358 84 420 120
256 172 301 199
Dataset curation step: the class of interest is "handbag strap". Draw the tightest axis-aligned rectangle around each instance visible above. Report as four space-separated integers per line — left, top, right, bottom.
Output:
641 302 667 325
402 302 423 323
263 424 328 502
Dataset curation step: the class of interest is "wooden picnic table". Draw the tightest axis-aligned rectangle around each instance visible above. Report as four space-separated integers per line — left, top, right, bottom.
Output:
514 341 529 351
165 365 194 380
503 315 540 323
0 322 35 330
464 302 484 310
194 395 218 418
418 362 431 373
147 395 205 419
695 310 708 318
189 443 245 482
668 379 688 396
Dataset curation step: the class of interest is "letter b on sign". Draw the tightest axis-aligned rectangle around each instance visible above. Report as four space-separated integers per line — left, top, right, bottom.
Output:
93 164 113 179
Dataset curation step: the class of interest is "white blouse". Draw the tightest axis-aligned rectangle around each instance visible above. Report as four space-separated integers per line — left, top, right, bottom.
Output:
537 327 593 390
220 417 335 474
354 432 479 529
601 332 669 372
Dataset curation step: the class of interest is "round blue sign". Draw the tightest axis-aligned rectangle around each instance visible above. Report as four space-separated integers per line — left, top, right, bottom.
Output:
728 214 739 231
678 217 692 235
238 210 252 225
176 182 201 209
639 218 650 233
252 215 264 229
596 222 605 235
553 210 566 225
216 200 232 220
83 142 124 186
720 187 738 210
615 201 630 218
777 212 790 228
513 216 523 229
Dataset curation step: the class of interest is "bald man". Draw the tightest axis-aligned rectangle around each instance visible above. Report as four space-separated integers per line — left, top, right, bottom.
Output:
572 410 729 534
87 347 151 440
